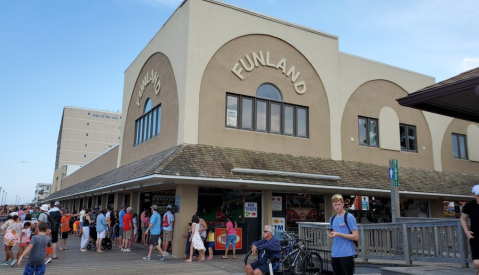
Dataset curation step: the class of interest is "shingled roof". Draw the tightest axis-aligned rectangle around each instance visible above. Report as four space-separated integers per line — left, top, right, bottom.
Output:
46 144 478 201
416 67 479 93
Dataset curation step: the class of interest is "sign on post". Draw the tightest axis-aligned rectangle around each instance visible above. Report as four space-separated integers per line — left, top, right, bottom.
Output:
389 159 400 222
393 159 399 186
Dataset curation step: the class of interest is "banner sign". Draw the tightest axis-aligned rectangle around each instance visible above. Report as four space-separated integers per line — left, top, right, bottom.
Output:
214 228 243 250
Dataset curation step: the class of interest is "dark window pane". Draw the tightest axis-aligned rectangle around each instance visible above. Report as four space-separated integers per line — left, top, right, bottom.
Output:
452 134 459 158
135 120 139 146
139 118 143 143
408 126 416 152
144 98 152 114
296 107 307 137
459 135 467 159
358 117 367 146
284 105 294 135
399 125 407 151
270 103 281 134
157 106 161 136
256 100 267 132
257 84 282 101
226 96 238 127
152 108 157 137
241 98 253 130
369 119 378 147
147 112 151 140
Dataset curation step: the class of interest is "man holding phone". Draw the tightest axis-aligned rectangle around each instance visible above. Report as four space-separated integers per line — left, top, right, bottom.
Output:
329 194 359 275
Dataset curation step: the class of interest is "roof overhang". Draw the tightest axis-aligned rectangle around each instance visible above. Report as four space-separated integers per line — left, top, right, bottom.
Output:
47 174 472 202
397 77 479 123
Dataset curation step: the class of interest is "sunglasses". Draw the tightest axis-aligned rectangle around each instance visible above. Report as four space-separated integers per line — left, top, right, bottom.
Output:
263 230 271 233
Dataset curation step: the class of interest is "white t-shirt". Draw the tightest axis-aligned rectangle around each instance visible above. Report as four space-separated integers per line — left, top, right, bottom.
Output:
105 211 111 219
80 210 86 222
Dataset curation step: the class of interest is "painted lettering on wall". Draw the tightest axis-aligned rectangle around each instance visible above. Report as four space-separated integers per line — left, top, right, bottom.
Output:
231 51 307 94
91 113 120 120
136 69 161 106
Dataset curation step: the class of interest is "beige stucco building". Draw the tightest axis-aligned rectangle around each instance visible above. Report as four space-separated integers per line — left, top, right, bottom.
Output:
46 0 479 257
52 107 121 193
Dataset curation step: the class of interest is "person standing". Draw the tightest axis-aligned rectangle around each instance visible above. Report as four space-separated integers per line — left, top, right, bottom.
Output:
461 185 479 275
118 204 126 250
122 207 133 252
96 209 108 253
48 202 62 260
59 210 79 250
142 210 150 246
185 215 206 262
80 209 92 252
223 215 237 259
328 194 359 275
78 207 86 237
162 205 175 252
142 205 168 260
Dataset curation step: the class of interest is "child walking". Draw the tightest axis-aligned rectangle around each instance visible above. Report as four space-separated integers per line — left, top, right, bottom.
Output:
16 222 31 264
113 220 120 246
17 222 52 274
206 226 215 260
182 223 192 259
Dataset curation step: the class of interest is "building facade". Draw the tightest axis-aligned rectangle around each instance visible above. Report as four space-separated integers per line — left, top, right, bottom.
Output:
34 183 53 204
52 107 122 193
46 0 479 257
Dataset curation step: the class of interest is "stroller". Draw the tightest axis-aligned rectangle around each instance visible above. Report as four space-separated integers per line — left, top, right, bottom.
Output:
86 223 113 250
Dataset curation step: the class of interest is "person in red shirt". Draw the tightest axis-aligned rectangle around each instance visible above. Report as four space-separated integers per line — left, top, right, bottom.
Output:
59 210 79 251
122 207 133 252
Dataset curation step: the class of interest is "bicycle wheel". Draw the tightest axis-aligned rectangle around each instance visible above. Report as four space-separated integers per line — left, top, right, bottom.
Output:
301 252 323 275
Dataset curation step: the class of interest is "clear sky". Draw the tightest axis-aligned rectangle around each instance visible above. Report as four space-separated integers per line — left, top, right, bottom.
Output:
1 0 478 204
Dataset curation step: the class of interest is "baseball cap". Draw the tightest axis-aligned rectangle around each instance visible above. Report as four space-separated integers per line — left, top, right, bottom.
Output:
472 185 479 195
121 204 127 208
150 205 158 210
54 201 60 206
10 212 18 216
167 205 172 209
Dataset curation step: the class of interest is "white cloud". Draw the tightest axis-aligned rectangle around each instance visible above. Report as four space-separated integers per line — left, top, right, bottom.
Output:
459 58 479 73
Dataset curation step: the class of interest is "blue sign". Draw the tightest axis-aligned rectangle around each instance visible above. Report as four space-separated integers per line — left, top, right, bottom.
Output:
389 168 394 179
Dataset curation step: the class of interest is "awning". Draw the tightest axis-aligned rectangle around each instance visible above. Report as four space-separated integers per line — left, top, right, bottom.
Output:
397 67 479 123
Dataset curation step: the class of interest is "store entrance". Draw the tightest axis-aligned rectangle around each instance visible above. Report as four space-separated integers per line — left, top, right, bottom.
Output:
197 188 262 254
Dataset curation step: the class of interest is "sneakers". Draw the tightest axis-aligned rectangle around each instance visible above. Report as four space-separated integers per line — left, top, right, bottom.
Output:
1 261 9 266
123 249 131 252
10 259 17 267
143 256 151 260
160 251 169 260
80 249 87 252
45 258 52 264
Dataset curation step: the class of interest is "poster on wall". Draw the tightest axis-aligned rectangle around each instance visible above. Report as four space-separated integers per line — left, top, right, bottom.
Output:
244 202 257 218
215 228 243 250
272 196 282 211
227 110 237 127
361 196 369 211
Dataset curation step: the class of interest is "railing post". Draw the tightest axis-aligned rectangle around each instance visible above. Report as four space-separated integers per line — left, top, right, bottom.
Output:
360 225 367 263
402 223 411 265
456 220 468 268
433 226 439 257
298 223 303 240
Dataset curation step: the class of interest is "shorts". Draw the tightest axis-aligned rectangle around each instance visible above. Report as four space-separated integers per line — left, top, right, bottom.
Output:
123 230 132 240
226 234 237 249
97 231 106 239
150 234 161 246
119 227 123 237
46 246 52 255
51 231 59 243
114 235 119 238
61 232 68 239
134 227 138 235
470 238 479 260
331 256 355 275
23 264 46 275
164 230 173 242
250 260 279 274
208 241 215 248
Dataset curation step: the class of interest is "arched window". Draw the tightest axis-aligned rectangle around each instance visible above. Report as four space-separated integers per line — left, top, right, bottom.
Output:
256 83 282 101
144 98 152 114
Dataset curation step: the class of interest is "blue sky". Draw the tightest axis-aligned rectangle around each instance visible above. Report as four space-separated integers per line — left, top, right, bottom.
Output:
1 0 478 204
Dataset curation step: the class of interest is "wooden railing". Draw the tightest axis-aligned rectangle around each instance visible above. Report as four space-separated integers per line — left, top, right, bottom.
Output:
298 220 470 267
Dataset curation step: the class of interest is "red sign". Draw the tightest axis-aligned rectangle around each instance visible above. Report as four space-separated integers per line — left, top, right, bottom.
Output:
214 228 243 250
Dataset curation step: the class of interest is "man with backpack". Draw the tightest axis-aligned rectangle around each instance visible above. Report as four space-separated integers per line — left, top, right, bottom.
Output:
48 202 62 260
329 194 359 275
162 205 174 253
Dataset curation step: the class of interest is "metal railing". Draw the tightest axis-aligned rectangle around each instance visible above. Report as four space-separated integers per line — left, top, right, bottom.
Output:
298 220 470 267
